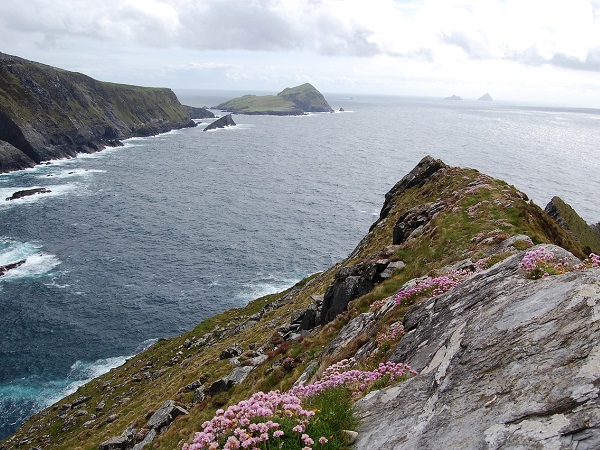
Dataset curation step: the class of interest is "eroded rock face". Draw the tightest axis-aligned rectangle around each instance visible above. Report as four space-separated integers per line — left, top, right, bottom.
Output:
354 249 600 449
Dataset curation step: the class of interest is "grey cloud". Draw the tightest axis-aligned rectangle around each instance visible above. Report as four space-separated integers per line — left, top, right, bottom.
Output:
510 47 600 73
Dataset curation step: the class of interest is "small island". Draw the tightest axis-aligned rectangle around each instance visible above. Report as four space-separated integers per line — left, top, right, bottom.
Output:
444 94 462 101
478 93 493 101
215 83 333 115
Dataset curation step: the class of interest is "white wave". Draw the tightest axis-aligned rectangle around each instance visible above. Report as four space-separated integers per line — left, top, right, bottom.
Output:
0 238 61 281
0 339 158 419
39 168 106 180
234 276 300 303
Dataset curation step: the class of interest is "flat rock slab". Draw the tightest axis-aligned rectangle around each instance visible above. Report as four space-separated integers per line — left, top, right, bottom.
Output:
354 248 600 449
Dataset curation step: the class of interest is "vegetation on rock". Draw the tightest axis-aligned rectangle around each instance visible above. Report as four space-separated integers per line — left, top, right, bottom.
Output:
1 156 594 450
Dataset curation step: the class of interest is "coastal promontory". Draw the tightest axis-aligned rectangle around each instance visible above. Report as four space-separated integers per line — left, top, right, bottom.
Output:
0 52 196 173
215 83 333 115
4 157 599 449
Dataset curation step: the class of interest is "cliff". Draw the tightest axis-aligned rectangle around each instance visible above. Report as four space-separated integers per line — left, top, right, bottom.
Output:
2 157 598 450
215 83 333 115
0 52 195 173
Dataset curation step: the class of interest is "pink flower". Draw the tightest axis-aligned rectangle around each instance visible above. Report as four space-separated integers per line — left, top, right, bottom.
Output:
319 436 328 444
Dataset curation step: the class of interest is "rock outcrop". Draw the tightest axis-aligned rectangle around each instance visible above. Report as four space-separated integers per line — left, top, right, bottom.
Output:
444 94 462 100
478 92 493 101
203 114 236 131
354 247 600 449
5 187 51 201
0 52 196 173
184 105 215 120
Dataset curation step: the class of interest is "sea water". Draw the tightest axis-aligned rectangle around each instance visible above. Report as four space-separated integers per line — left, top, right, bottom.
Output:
0 93 599 438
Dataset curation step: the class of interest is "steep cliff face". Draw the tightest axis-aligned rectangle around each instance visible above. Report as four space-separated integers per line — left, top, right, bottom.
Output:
2 157 596 450
0 52 195 173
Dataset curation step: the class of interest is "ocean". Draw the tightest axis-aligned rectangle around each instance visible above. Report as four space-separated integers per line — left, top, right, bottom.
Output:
0 92 599 439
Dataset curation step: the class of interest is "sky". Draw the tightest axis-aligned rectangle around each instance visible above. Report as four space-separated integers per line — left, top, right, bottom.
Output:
1 0 599 107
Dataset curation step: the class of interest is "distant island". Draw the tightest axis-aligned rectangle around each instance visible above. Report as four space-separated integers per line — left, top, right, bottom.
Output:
478 93 493 101
444 94 462 101
215 83 334 115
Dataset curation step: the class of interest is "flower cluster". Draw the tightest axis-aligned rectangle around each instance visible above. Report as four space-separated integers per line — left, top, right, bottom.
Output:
182 390 322 450
184 358 416 449
369 295 394 312
289 358 416 399
520 247 600 280
394 270 470 306
375 322 406 348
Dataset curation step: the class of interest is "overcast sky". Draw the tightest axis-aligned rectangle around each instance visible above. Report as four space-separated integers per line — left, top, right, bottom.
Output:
1 0 599 107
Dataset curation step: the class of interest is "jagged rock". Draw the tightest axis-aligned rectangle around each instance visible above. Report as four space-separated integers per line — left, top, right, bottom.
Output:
184 105 215 120
95 401 105 411
132 429 156 450
145 401 188 431
291 306 318 330
5 187 51 201
71 396 92 408
180 379 203 393
372 156 446 229
208 366 254 395
380 261 406 279
220 344 243 359
444 94 462 100
320 259 391 325
0 259 26 276
203 114 236 131
353 248 600 449
98 436 128 450
393 201 445 244
192 387 206 405
106 414 118 423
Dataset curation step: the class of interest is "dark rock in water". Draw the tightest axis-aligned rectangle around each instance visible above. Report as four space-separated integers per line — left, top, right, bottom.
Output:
184 105 215 120
203 114 236 131
0 259 26 276
5 187 51 201
354 248 600 449
339 107 345 112
444 94 462 100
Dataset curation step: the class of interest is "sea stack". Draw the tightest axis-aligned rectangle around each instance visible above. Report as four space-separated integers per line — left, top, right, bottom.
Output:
478 93 493 101
203 114 236 131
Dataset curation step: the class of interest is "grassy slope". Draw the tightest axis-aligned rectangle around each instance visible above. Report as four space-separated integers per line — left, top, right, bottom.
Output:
1 161 587 450
215 94 301 114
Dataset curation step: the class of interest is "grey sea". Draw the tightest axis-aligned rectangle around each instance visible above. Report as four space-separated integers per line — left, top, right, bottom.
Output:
1 92 599 438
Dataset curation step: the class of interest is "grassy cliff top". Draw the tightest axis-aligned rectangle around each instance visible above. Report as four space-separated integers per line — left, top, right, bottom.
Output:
1 157 588 450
